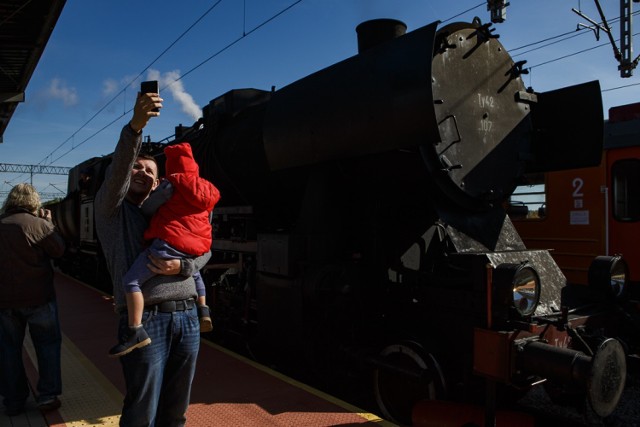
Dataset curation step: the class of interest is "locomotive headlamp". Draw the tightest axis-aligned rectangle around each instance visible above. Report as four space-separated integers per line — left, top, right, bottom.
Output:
511 265 541 317
493 263 541 322
588 255 628 301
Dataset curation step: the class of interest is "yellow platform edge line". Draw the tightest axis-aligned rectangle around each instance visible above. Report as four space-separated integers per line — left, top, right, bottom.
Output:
54 271 396 426
24 331 123 426
200 338 398 426
59 332 124 404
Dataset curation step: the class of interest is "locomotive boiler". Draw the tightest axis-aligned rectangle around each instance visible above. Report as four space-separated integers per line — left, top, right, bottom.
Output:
51 18 639 426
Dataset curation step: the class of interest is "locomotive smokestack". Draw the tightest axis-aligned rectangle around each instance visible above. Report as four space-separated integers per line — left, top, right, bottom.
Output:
356 19 407 53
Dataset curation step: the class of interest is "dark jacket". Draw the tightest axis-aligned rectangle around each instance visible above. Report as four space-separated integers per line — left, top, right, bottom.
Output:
0 208 66 308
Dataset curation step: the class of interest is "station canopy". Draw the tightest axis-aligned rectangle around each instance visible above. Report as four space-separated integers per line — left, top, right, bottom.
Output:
0 0 66 142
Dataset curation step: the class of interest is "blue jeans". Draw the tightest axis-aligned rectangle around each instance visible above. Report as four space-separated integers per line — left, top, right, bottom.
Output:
118 304 200 427
0 300 62 410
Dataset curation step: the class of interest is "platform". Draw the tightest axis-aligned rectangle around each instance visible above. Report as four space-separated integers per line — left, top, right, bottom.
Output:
0 272 396 427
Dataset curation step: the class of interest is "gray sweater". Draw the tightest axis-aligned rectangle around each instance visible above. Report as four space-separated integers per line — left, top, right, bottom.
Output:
95 124 210 313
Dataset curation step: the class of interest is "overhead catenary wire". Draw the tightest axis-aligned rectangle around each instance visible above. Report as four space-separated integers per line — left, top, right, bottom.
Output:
440 2 485 24
525 30 639 71
43 0 304 167
12 2 640 174
510 10 639 56
38 0 225 167
1 3 637 207
5 0 304 186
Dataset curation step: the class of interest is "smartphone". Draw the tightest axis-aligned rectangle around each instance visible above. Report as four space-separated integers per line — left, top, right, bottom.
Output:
140 80 159 112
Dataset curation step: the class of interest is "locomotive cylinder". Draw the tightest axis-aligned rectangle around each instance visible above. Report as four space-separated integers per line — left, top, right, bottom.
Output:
518 339 627 417
519 341 593 384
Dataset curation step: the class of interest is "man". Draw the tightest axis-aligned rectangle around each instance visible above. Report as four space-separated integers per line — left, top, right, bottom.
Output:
0 184 66 416
95 90 210 426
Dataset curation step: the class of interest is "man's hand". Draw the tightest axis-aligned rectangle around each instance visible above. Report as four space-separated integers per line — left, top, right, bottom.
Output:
129 92 163 133
147 255 180 275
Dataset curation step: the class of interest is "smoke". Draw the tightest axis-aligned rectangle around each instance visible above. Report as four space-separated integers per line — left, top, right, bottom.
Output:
147 69 202 122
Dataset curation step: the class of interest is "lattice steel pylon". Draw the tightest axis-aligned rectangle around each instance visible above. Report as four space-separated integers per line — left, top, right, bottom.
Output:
0 163 71 184
0 163 71 203
573 0 640 77
0 191 64 200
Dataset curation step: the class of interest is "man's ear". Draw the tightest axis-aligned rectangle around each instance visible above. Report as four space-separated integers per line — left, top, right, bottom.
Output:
151 178 160 191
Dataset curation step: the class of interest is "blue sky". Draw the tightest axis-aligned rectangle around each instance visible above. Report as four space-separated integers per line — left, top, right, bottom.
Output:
1 0 638 202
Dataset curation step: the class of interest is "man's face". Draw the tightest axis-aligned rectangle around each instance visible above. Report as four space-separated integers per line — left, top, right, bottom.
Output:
128 157 159 199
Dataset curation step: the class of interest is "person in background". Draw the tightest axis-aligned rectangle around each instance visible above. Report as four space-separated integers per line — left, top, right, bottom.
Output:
109 141 220 358
0 183 66 416
95 89 210 426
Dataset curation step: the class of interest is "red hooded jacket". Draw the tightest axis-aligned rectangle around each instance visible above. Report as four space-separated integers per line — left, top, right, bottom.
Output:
144 142 220 256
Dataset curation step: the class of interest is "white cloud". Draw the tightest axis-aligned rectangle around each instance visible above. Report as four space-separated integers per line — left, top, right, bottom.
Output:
102 78 118 96
46 78 78 106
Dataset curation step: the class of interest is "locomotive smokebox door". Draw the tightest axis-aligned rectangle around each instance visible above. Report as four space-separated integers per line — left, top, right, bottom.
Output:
428 21 532 211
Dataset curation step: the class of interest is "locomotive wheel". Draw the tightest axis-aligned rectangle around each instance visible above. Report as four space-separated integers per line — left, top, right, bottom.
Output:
373 341 446 425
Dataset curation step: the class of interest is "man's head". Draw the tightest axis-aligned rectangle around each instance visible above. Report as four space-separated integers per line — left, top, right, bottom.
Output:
126 153 159 205
2 183 40 214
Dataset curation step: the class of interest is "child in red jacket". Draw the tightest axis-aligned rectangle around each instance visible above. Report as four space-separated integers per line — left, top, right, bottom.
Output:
109 142 220 357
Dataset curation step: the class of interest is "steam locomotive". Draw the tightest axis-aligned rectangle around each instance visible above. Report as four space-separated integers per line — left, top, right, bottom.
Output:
50 18 640 426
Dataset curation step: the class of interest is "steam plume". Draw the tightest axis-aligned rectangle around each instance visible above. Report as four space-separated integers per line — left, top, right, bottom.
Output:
148 69 202 122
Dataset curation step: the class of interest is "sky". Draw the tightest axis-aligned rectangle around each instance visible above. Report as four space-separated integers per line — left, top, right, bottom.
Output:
1 0 639 203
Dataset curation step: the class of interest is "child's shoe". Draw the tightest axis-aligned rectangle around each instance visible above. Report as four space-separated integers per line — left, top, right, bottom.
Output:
108 326 151 357
198 304 213 332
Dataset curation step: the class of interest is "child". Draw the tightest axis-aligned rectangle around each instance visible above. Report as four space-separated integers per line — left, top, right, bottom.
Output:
109 142 220 358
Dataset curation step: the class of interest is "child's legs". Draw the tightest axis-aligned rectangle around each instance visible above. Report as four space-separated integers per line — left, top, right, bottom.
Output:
125 292 145 326
193 271 206 300
152 240 204 302
123 248 156 294
121 240 182 327
122 249 156 328
149 239 187 259
197 295 207 307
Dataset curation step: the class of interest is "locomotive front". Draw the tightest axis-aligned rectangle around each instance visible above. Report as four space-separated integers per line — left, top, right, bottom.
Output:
181 17 634 425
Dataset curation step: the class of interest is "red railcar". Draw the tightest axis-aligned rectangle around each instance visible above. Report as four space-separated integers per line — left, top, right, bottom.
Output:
510 102 640 293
